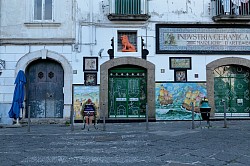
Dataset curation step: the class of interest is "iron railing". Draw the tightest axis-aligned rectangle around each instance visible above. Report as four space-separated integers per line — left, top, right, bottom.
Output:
212 0 250 16
109 0 148 15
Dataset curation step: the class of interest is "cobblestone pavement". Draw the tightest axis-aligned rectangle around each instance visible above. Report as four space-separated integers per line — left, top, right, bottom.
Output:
0 120 249 166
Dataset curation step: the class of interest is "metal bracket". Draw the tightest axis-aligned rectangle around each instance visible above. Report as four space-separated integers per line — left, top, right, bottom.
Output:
0 59 5 69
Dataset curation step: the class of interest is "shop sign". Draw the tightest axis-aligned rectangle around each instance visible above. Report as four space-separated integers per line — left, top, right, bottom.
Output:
156 24 250 54
116 98 127 101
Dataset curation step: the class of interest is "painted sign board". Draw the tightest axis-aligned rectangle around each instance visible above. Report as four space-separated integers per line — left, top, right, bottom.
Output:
156 24 250 54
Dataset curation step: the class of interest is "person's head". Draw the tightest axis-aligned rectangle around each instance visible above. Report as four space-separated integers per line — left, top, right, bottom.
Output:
87 98 92 103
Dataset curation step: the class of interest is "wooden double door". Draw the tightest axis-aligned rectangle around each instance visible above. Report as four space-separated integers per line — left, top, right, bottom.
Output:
108 66 147 118
26 59 64 118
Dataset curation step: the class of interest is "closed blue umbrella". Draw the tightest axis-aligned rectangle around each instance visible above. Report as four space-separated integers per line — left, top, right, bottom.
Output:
8 70 27 120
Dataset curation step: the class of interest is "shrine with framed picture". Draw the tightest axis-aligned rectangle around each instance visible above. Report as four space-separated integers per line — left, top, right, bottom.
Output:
83 57 98 72
84 72 97 86
174 70 187 82
169 57 191 82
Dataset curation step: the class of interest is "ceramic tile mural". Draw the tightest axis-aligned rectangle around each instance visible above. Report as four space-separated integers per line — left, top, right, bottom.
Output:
73 83 207 121
73 85 99 120
156 83 207 120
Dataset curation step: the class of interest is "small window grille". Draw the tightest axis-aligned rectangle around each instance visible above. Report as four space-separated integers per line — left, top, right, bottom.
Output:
38 72 44 79
48 72 54 79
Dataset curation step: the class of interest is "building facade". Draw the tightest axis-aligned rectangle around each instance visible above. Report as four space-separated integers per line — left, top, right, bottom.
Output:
1 0 250 124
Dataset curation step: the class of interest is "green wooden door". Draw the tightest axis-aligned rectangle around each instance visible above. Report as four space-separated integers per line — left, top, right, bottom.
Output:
214 65 250 116
109 67 147 118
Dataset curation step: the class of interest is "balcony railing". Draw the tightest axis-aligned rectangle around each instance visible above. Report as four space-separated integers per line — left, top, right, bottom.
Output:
108 0 150 21
212 0 250 21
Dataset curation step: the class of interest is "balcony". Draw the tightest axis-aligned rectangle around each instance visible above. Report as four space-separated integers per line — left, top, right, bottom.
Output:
108 0 150 21
212 0 250 21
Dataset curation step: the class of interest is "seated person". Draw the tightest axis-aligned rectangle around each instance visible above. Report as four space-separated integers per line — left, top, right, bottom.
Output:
81 99 96 130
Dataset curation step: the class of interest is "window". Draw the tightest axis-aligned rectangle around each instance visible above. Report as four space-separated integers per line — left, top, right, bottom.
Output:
212 0 250 21
108 0 149 21
34 0 53 21
115 0 141 15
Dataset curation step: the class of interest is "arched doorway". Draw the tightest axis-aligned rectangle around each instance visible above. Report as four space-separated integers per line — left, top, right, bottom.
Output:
207 57 250 117
100 57 155 121
108 65 147 118
15 49 73 119
214 65 250 116
25 59 64 118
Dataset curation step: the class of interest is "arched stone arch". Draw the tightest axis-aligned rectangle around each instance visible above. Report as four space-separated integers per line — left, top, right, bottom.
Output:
16 49 73 118
206 57 250 115
100 57 155 120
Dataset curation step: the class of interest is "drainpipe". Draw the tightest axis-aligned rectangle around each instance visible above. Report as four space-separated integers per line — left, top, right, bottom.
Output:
73 0 82 53
0 0 2 39
76 22 82 53
89 0 94 56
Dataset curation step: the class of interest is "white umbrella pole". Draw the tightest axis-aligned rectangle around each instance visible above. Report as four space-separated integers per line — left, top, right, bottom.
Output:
16 118 19 125
15 108 21 126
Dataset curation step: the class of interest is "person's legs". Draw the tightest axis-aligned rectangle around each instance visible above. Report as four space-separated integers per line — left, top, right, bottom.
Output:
85 116 89 124
89 116 93 125
82 116 86 130
85 116 90 131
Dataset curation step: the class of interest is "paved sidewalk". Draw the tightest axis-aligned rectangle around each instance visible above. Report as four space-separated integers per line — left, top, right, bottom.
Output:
0 120 249 166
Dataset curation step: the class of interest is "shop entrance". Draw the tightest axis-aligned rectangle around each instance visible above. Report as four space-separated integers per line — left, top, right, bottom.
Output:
214 65 250 116
108 66 147 118
26 59 64 118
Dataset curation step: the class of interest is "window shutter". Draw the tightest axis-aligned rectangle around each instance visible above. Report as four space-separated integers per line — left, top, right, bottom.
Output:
115 0 141 15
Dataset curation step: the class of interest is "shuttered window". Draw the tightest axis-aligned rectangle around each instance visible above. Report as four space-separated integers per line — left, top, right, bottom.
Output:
115 0 141 15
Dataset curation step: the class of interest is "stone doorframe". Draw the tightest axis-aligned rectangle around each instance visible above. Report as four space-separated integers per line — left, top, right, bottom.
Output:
206 57 250 116
15 49 73 118
100 57 155 120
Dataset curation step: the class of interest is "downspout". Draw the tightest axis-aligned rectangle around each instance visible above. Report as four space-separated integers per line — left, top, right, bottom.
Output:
89 0 94 56
77 22 82 53
73 0 82 53
0 0 2 39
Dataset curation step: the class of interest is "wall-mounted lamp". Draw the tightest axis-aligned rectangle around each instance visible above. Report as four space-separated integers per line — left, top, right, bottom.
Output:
141 37 149 60
98 48 104 58
0 59 5 76
107 38 114 59
0 59 5 75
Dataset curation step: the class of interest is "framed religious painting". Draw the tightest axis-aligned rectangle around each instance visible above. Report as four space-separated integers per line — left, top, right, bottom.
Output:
174 70 187 82
169 57 191 70
84 72 97 86
83 57 98 72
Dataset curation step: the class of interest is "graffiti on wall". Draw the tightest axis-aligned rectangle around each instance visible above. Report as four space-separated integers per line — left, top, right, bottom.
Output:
156 83 207 120
73 85 99 120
